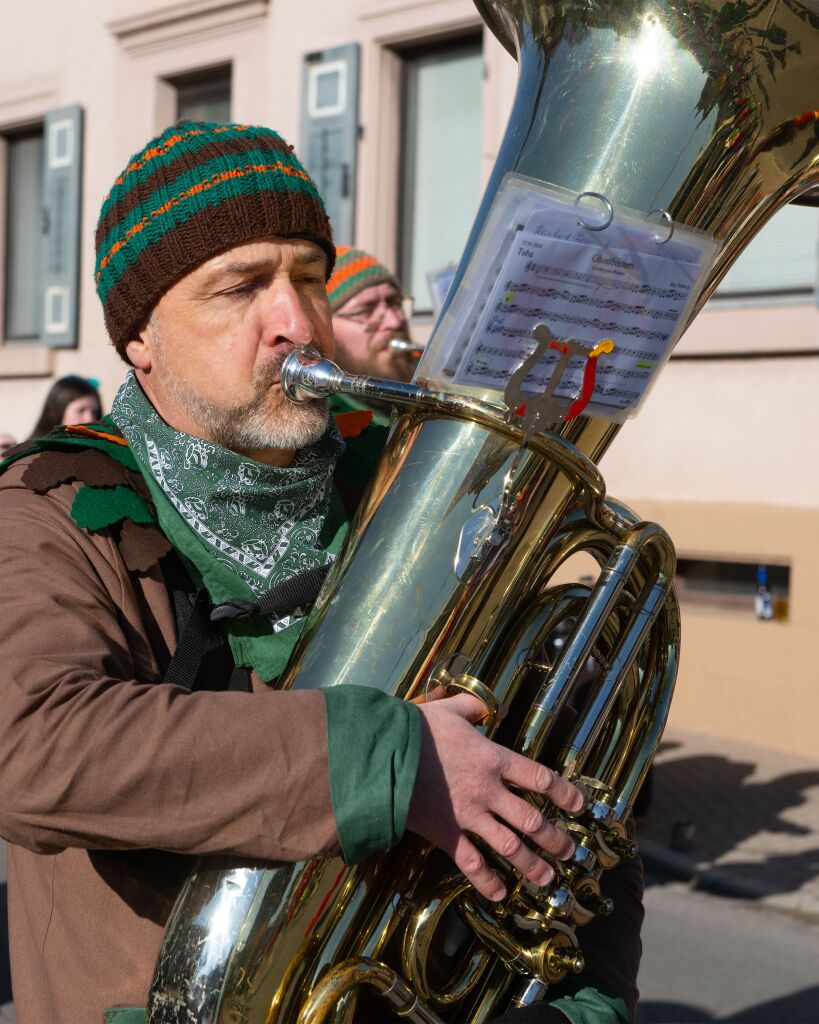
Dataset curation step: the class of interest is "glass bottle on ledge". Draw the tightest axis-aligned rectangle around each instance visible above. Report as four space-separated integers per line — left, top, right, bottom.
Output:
755 565 774 621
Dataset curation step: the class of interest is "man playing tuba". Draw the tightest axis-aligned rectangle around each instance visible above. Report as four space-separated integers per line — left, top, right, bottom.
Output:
0 121 641 1024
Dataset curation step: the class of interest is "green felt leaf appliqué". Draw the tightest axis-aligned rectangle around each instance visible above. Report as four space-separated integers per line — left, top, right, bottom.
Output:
71 484 155 532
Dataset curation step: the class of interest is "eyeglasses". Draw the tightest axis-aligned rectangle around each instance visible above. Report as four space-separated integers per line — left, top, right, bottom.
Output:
335 296 407 324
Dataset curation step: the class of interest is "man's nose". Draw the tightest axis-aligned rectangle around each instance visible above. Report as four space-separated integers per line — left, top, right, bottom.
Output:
381 303 407 331
261 282 314 346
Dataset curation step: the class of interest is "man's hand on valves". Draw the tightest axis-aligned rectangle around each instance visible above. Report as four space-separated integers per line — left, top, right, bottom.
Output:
407 693 584 901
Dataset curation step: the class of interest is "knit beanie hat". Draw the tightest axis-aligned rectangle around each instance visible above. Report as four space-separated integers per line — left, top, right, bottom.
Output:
326 246 401 312
95 121 335 360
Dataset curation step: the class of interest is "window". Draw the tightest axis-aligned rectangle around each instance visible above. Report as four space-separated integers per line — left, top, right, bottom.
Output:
170 65 231 124
399 39 483 314
675 557 790 620
714 203 819 299
4 128 45 340
2 107 82 349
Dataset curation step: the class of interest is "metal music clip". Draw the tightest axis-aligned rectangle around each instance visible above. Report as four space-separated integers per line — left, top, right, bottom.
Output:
646 208 675 244
575 191 614 232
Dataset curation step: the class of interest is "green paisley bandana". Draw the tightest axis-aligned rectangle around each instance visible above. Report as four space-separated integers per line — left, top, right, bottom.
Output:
111 372 349 680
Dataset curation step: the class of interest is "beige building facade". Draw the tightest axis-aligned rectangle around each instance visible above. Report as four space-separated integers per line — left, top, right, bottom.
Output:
0 0 817 754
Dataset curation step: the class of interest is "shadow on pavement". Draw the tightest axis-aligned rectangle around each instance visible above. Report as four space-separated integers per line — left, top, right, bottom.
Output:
0 885 10 1005
638 983 819 1022
638 746 819 900
638 1002 712 1022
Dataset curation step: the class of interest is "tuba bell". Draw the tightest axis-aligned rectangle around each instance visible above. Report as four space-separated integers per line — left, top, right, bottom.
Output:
147 2 819 1021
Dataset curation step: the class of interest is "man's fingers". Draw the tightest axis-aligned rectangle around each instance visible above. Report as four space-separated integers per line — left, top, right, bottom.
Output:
489 789 576 860
473 815 557 888
408 698 583 897
501 753 584 815
451 833 507 901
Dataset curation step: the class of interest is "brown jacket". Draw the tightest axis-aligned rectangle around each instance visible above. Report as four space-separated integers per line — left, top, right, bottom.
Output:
0 455 340 1023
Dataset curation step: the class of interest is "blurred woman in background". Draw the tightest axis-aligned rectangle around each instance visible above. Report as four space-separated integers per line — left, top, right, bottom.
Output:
29 375 102 439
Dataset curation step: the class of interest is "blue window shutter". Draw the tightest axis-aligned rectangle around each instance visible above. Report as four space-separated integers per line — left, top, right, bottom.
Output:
41 104 83 348
301 44 359 246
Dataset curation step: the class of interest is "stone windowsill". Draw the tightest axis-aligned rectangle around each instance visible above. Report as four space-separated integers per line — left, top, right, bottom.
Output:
0 344 54 379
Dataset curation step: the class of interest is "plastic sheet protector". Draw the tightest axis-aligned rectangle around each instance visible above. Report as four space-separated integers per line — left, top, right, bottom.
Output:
439 174 717 421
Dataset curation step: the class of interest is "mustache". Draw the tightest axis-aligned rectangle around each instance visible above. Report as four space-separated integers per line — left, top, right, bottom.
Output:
371 328 411 353
253 346 295 391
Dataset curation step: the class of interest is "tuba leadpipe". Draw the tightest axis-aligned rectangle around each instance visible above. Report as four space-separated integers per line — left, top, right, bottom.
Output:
148 1 819 1021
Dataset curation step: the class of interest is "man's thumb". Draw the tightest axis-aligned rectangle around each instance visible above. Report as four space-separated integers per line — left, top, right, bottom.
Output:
439 691 497 724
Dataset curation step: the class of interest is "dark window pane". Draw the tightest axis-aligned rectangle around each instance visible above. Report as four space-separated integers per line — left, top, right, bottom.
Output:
173 65 232 124
5 130 44 340
675 557 790 619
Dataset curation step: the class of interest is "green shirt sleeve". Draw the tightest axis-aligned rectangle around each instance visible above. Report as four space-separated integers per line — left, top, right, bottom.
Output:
104 1010 146 1024
323 685 421 863
548 983 631 1024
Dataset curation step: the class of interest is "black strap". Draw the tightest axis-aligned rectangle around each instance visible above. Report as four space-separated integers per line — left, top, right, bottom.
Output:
210 563 332 623
162 555 250 693
162 558 332 692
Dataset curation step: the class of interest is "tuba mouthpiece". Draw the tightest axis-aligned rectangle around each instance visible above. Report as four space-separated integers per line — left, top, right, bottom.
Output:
280 345 345 403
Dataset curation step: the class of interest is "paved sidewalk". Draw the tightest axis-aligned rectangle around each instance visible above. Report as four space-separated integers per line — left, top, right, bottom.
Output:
636 727 819 921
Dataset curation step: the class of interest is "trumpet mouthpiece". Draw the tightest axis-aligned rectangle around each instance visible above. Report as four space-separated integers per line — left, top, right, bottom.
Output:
389 338 425 360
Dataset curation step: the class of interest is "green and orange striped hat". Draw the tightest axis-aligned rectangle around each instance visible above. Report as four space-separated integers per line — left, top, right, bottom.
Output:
326 246 400 312
95 121 335 360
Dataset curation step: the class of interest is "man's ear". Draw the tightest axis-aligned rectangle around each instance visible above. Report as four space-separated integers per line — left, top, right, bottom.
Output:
124 319 155 371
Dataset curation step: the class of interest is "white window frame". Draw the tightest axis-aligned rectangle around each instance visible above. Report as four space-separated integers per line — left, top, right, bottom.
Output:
307 60 348 120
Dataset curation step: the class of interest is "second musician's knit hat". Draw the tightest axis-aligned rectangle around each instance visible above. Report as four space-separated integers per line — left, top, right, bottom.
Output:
326 246 401 312
95 120 335 361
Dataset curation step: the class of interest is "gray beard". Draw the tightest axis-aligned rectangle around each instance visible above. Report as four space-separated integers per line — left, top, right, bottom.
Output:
151 329 329 452
178 387 329 452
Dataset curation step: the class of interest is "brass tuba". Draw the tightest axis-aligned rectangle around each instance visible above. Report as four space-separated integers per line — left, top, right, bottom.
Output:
147 2 819 1021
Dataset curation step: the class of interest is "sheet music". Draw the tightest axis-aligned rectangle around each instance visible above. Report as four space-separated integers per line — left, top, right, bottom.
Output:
419 173 716 419
440 186 540 376
452 228 703 414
